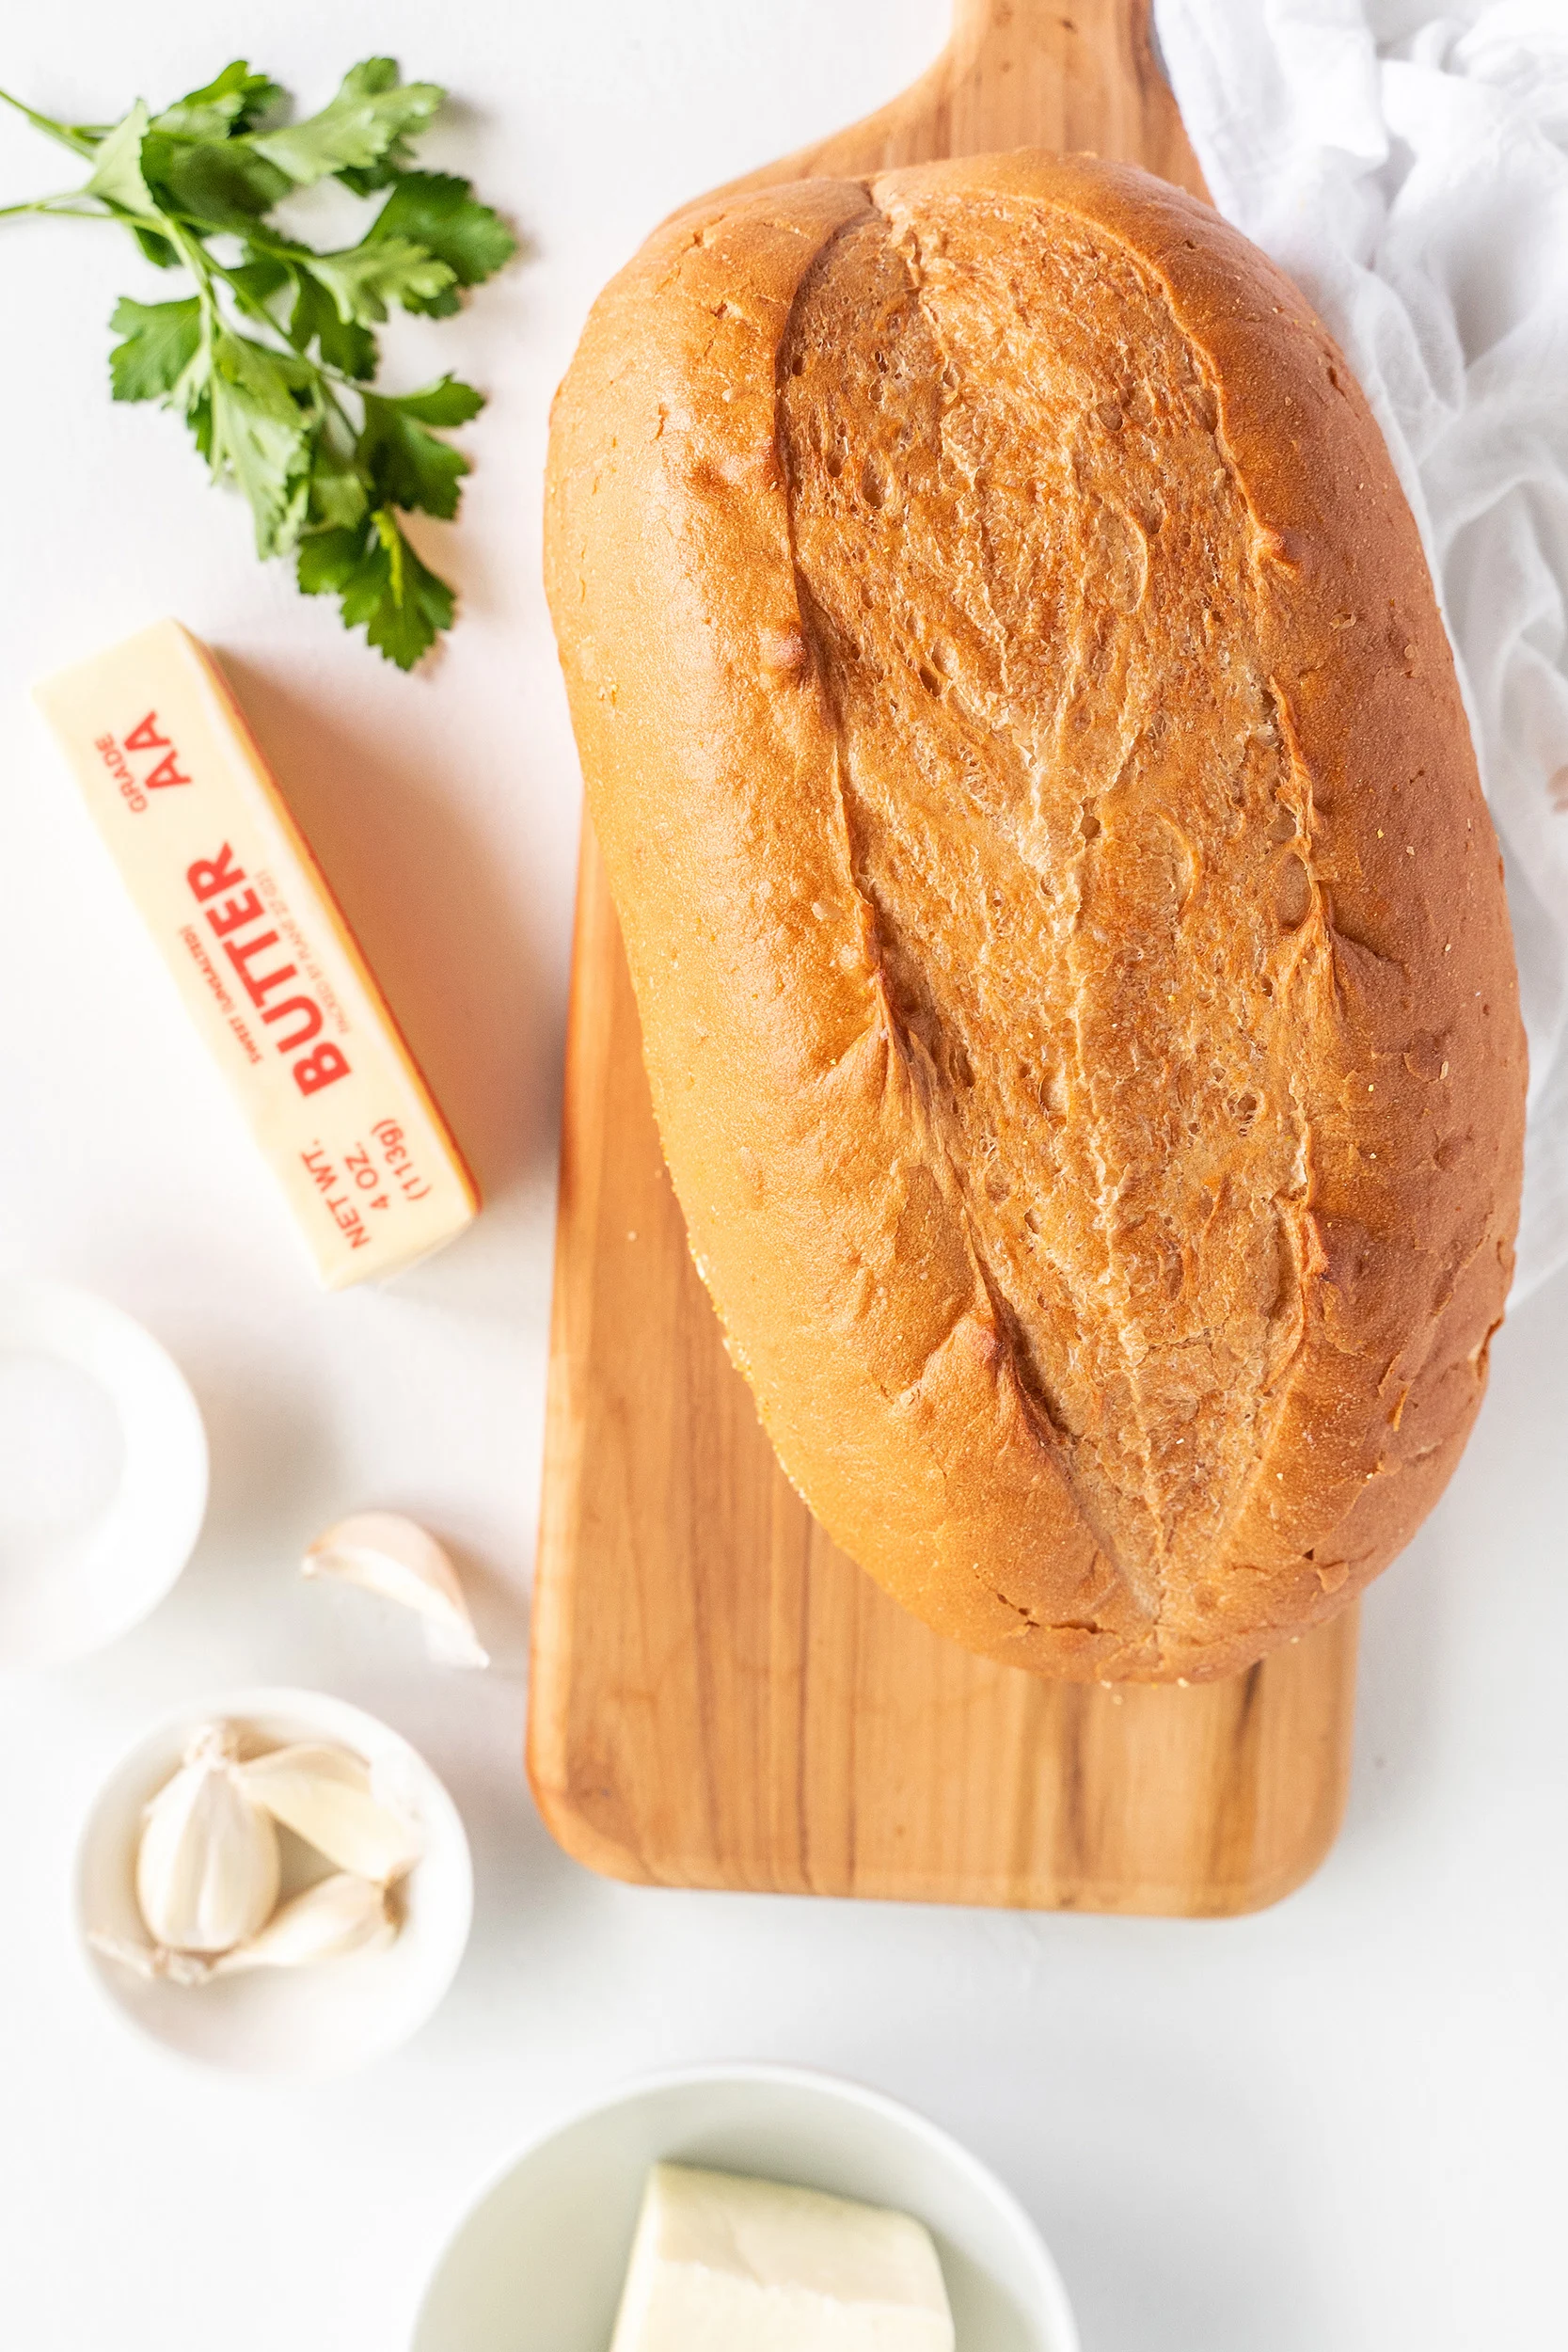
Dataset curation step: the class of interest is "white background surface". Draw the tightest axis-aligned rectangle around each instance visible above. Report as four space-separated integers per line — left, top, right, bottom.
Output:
0 6 1564 2348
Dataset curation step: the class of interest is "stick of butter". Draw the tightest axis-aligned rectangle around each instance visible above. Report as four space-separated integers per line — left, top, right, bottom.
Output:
609 2163 956 2350
33 619 478 1289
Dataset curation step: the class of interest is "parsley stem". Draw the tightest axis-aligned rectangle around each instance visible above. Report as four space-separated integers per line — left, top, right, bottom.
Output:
159 216 223 439
0 197 110 221
204 253 285 327
201 250 370 404
0 87 100 156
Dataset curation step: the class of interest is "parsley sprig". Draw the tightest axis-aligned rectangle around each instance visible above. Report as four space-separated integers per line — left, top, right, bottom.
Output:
0 60 517 667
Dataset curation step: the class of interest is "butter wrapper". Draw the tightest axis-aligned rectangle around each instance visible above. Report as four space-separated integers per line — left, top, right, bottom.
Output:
34 619 479 1287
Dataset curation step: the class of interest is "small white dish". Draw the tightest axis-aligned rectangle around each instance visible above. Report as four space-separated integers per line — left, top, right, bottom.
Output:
0 1279 207 1668
410 2062 1079 2352
76 1686 473 2077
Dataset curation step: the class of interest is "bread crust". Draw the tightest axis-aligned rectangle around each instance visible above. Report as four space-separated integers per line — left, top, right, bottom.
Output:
544 151 1525 1682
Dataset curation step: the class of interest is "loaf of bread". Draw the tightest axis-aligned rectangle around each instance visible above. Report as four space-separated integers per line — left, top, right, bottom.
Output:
544 151 1525 1683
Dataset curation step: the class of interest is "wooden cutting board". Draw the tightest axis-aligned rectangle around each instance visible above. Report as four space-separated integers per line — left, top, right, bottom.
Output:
528 0 1360 1916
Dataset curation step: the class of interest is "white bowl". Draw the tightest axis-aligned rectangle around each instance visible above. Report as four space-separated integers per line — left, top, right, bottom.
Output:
410 2063 1079 2352
0 1279 207 1667
75 1687 473 2077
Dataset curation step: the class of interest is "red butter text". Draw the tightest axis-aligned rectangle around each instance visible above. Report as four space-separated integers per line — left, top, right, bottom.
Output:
186 843 350 1096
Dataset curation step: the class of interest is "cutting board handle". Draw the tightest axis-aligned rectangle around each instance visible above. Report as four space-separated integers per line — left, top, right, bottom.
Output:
950 0 1160 61
735 0 1192 192
943 0 1176 151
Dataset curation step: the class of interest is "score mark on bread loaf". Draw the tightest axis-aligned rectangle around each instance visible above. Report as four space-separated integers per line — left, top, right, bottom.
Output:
779 186 1319 1647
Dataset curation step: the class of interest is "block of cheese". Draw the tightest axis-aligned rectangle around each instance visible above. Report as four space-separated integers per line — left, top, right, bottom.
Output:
609 2163 955 2350
34 620 478 1288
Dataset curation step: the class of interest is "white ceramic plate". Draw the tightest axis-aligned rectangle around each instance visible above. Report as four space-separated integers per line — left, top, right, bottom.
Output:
410 2063 1080 2352
0 1279 207 1667
75 1686 473 2077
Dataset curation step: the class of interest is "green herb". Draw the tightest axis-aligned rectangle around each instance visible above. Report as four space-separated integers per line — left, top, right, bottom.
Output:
0 60 517 668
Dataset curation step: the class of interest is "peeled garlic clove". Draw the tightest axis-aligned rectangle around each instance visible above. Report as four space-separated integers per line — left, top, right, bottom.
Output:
239 1742 423 1883
302 1512 489 1668
212 1874 396 1975
135 1723 280 1955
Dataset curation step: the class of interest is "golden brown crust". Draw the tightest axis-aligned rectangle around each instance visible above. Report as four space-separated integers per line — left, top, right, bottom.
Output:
544 151 1525 1682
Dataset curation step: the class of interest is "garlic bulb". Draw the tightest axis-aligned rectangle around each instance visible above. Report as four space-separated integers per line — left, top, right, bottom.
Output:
239 1742 423 1884
302 1511 489 1667
211 1874 396 1974
135 1724 280 1954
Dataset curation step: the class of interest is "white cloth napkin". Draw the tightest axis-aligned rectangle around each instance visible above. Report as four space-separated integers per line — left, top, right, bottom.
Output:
1153 0 1568 1300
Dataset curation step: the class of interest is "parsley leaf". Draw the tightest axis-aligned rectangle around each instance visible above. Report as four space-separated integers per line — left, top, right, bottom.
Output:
251 58 443 190
306 236 455 326
365 172 516 313
141 127 292 228
362 512 454 667
108 295 203 404
304 435 371 532
204 331 319 555
151 61 284 141
285 269 377 382
386 374 486 428
226 255 292 309
296 524 370 596
357 389 473 520
297 507 453 671
83 103 157 217
132 227 182 270
1 56 516 666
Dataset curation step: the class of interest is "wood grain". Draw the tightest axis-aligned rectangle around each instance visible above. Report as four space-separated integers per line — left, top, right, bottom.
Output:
529 0 1360 1915
723 0 1202 195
